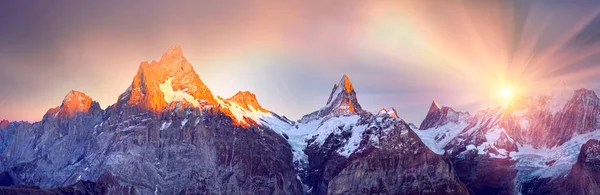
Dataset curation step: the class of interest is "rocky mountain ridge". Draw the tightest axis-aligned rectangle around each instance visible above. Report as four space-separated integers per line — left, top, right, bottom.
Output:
0 45 467 195
2 45 600 194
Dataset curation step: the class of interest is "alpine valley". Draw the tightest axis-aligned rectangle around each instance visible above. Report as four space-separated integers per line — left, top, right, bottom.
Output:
1 45 599 195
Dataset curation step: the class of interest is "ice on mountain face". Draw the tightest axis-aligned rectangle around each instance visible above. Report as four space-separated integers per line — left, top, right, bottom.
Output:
159 77 199 107
181 119 188 127
160 121 172 130
213 93 315 164
274 119 311 164
417 100 600 181
466 144 476 150
414 121 470 154
416 107 511 157
479 126 514 158
289 114 400 159
268 115 365 164
514 130 600 179
216 98 271 125
336 123 369 157
313 115 362 148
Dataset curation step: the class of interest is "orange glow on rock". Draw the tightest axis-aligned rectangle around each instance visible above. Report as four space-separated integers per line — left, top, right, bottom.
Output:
58 90 93 118
341 74 354 93
226 91 270 113
124 44 218 113
348 99 355 113
44 90 94 119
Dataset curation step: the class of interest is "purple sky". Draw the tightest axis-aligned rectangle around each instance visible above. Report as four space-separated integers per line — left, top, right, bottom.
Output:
2 0 600 125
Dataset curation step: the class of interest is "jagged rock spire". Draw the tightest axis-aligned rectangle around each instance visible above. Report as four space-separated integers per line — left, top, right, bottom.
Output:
299 74 366 122
324 74 364 113
117 44 217 113
419 100 464 130
420 100 443 130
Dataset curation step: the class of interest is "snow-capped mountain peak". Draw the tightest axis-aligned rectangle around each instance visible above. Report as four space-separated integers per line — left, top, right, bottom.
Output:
299 74 366 123
226 91 269 113
215 91 274 127
116 44 217 113
379 107 399 118
325 74 356 106
419 100 466 130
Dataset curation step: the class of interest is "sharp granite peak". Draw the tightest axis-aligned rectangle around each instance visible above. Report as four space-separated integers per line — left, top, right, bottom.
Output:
44 90 100 119
300 74 367 122
420 100 466 130
111 44 282 128
118 44 217 113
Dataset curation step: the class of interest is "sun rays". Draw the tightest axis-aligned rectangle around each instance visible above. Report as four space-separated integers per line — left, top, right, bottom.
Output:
361 0 600 110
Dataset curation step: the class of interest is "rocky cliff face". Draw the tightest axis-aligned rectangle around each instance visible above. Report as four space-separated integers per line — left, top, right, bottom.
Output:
0 90 103 189
89 107 302 194
0 171 136 194
550 89 600 146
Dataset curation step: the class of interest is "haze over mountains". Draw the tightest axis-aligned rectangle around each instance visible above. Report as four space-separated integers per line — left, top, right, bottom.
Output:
1 45 600 194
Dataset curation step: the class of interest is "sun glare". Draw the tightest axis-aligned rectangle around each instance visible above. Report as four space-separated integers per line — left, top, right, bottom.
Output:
499 86 515 102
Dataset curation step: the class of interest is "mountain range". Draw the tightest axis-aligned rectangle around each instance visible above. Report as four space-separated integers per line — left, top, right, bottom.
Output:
0 45 599 195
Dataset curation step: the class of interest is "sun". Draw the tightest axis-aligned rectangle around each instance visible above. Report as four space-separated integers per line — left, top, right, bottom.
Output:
499 86 515 102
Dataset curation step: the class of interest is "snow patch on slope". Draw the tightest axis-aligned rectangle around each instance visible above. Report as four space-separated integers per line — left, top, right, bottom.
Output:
265 115 369 164
216 98 271 125
416 111 600 178
414 121 469 154
159 77 199 107
160 121 172 130
514 130 600 178
181 119 188 127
